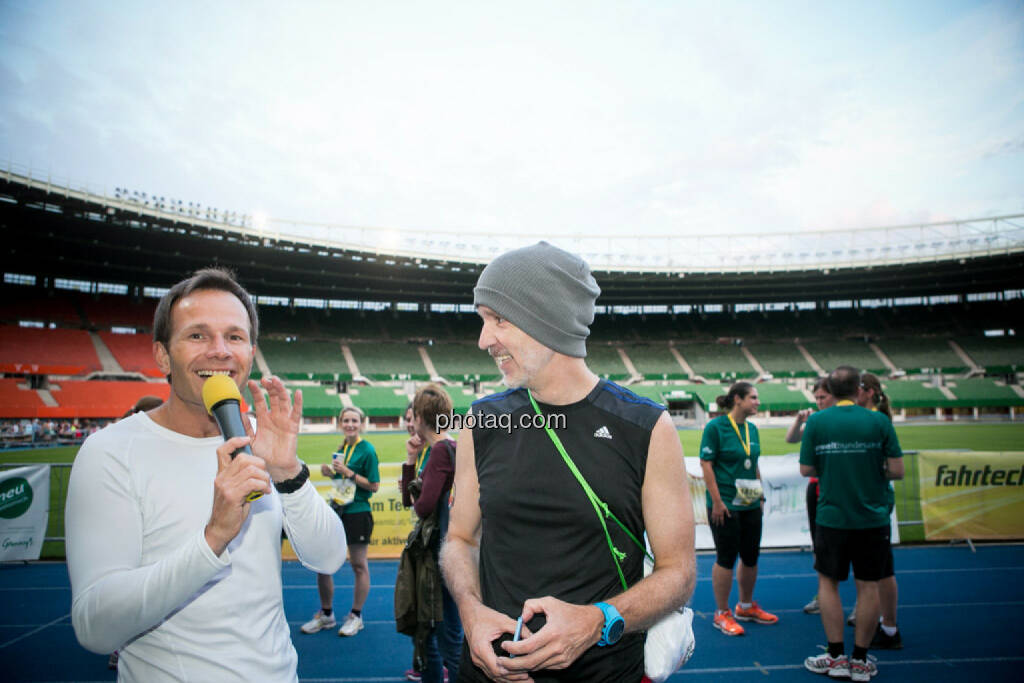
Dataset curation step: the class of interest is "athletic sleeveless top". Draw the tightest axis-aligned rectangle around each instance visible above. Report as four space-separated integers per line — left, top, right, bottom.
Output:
467 379 663 682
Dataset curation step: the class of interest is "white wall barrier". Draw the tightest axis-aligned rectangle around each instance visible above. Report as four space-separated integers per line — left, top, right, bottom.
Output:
686 454 899 550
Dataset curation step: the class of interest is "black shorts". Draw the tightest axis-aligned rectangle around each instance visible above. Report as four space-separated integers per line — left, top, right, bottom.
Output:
340 510 374 545
806 480 819 551
881 541 895 579
708 506 763 569
814 524 890 582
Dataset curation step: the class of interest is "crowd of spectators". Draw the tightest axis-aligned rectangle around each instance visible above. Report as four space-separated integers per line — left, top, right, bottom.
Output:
0 418 106 447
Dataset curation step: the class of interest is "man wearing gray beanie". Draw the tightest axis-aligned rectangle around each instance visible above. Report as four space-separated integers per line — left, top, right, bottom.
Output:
441 242 697 682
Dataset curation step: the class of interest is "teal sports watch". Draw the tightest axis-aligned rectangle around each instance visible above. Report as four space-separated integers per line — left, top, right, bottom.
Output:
594 601 625 647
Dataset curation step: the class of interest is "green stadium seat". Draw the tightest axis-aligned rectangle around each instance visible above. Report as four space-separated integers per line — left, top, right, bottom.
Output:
956 336 1024 373
444 386 476 414
878 338 965 373
944 378 1024 407
744 342 816 377
348 342 429 380
586 344 631 379
428 343 501 381
258 339 350 380
752 383 812 412
628 344 689 378
883 380 951 408
674 342 756 380
348 386 411 417
291 384 343 417
801 340 885 375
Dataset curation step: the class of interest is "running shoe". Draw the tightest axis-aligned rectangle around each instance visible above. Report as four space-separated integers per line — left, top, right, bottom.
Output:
803 594 821 614
734 602 779 624
804 652 850 678
338 612 364 637
712 609 745 636
849 656 878 681
846 604 857 627
870 623 903 650
404 667 448 682
300 610 337 634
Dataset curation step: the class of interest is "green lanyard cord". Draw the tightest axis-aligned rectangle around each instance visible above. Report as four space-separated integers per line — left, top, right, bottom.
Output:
527 390 652 591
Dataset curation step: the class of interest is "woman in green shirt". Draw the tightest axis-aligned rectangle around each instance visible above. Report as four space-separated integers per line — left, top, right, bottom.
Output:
700 381 778 637
300 405 380 637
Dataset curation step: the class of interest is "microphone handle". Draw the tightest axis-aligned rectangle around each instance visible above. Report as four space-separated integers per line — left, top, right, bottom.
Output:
211 400 263 502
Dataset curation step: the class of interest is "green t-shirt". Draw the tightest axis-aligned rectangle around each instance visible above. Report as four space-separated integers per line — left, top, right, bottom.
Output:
699 415 762 511
799 404 902 529
331 438 380 515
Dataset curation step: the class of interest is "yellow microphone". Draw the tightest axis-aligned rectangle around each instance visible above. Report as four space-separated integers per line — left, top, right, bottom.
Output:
202 375 263 503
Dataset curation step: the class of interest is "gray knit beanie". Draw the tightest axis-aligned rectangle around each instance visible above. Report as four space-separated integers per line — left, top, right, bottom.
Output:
473 241 600 358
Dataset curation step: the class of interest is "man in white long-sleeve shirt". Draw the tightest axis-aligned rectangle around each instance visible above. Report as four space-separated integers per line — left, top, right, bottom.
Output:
65 267 346 682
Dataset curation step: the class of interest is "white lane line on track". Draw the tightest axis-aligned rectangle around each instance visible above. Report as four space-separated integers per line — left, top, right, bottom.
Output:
5 601 1023 629
0 613 69 649
11 564 1019 593
672 656 1024 675
23 657 1024 683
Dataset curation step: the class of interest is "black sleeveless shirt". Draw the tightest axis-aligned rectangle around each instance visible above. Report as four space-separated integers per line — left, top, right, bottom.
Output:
464 379 664 682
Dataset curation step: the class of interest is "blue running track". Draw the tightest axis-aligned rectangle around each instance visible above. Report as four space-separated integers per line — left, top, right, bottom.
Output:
1 545 1022 682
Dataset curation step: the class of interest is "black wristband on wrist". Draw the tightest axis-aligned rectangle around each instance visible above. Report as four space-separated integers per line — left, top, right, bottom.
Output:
274 462 309 494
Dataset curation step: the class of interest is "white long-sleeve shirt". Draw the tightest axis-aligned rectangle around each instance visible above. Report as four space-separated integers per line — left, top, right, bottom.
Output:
65 412 346 682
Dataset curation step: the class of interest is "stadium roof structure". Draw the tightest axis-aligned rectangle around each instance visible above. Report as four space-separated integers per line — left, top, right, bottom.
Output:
3 167 1023 306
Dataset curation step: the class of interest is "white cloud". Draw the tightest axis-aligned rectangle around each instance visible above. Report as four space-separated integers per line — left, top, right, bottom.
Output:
1 0 1021 239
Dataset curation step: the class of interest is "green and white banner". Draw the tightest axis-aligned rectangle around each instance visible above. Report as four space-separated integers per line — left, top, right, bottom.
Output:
0 465 50 561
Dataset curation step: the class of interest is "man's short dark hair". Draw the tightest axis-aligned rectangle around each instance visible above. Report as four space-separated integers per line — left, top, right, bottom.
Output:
827 365 861 400
152 267 259 346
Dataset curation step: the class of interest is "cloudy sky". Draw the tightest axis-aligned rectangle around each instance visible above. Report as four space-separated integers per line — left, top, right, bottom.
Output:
1 0 1022 241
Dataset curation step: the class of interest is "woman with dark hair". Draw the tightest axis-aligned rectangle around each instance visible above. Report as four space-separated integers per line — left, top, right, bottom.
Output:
700 381 778 636
786 377 835 614
855 373 903 649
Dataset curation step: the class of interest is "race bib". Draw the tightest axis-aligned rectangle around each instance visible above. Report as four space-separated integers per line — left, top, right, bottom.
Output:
732 478 764 507
330 477 357 506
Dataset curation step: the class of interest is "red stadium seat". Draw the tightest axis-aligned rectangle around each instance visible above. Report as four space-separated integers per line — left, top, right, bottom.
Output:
99 332 163 377
49 380 170 418
0 326 101 375
0 378 46 418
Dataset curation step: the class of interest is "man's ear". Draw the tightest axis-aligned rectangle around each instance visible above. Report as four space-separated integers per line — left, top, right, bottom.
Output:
153 341 170 376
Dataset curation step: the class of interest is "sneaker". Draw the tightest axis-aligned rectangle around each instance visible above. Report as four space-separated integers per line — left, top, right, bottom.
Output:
734 602 779 624
107 650 119 670
300 610 337 634
849 656 878 681
338 612 364 636
406 666 448 681
846 605 857 627
870 623 903 650
804 652 850 678
712 609 745 636
804 594 821 614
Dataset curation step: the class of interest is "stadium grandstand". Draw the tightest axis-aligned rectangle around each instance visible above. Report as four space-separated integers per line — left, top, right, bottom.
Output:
1 166 1023 442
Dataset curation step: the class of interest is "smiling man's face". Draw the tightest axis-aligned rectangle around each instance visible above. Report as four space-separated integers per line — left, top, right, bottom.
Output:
154 288 254 411
476 305 555 390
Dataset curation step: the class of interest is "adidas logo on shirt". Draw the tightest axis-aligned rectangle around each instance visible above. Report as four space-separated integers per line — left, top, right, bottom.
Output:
593 426 613 440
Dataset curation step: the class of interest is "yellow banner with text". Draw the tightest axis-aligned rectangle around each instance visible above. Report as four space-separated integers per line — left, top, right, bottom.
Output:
283 463 417 560
919 451 1024 540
